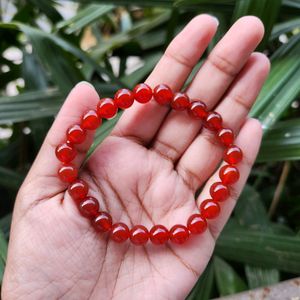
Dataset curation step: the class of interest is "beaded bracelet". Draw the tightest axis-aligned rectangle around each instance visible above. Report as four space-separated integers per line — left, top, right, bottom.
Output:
55 83 243 246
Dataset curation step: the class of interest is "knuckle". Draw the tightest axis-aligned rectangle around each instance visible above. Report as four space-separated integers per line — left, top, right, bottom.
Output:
208 52 238 77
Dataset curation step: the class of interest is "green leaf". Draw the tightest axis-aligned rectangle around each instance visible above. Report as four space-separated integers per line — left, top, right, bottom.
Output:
22 50 48 91
0 83 118 124
3 23 84 93
258 119 300 162
0 214 12 239
57 4 114 34
271 17 300 40
0 166 24 189
235 185 281 288
245 265 280 289
87 112 122 158
0 229 8 284
0 89 62 124
0 22 124 89
232 0 282 49
186 261 214 300
214 256 247 296
91 11 171 59
216 226 300 274
28 0 62 23
235 185 269 230
250 34 300 130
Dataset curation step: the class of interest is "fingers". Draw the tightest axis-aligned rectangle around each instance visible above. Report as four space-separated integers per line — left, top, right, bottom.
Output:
151 16 264 162
111 14 218 144
25 82 100 187
188 16 264 102
152 16 264 161
196 118 263 240
176 52 269 191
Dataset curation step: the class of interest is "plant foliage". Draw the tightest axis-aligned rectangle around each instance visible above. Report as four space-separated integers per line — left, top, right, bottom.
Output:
0 0 300 297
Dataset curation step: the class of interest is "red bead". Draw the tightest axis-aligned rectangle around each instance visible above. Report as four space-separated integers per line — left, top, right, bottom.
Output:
210 182 229 202
219 165 240 185
133 83 152 103
170 225 189 244
93 211 112 232
67 124 86 144
150 225 169 245
111 223 129 243
224 145 243 164
200 200 220 219
58 164 78 183
189 100 208 119
205 112 222 131
79 196 99 218
114 88 134 109
187 214 207 234
55 143 76 163
81 110 101 130
153 84 173 105
130 225 149 245
97 98 118 119
68 179 89 202
171 92 190 111
218 128 234 146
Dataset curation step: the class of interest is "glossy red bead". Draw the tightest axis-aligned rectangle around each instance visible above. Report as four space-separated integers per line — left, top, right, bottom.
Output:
219 165 240 185
79 196 99 218
97 98 118 119
68 179 89 202
55 143 76 163
210 182 229 202
58 164 78 183
133 83 152 103
114 88 134 109
200 200 220 219
189 100 208 119
224 145 243 164
170 225 189 244
111 223 130 243
171 92 190 111
187 214 207 234
130 225 149 245
93 211 112 232
205 111 223 131
67 124 86 144
81 110 101 130
218 128 234 146
153 84 173 105
150 225 169 245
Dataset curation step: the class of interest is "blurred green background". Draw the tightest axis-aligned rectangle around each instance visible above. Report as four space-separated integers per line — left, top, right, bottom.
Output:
0 0 300 298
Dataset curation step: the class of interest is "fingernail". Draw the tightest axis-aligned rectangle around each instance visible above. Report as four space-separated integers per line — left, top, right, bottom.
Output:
209 15 219 26
75 81 95 90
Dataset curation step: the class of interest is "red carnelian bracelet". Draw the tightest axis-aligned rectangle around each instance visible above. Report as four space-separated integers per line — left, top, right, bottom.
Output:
55 83 243 246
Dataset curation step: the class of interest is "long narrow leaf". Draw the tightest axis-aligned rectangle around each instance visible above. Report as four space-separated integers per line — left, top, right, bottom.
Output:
0 166 24 189
231 0 282 49
0 229 8 284
57 4 114 34
216 226 300 274
186 261 214 300
214 256 247 296
0 22 124 88
258 119 300 162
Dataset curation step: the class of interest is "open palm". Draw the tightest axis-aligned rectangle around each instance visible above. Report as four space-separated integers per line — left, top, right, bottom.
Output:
2 15 269 300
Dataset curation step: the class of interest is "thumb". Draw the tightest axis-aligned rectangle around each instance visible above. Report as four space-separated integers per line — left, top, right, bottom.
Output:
23 82 100 194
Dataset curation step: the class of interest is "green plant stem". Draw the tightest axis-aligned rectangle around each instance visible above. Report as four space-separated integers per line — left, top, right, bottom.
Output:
268 161 291 218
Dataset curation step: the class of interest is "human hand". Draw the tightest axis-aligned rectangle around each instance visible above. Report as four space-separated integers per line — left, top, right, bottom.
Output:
2 15 269 300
